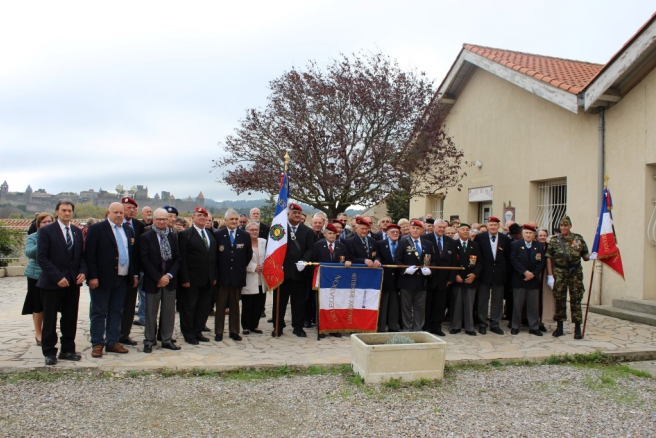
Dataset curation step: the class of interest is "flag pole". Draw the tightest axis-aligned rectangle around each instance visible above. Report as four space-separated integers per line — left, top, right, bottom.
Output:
581 260 596 339
274 151 291 339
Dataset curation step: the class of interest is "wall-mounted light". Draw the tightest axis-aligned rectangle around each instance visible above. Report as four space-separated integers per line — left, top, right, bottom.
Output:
475 160 482 168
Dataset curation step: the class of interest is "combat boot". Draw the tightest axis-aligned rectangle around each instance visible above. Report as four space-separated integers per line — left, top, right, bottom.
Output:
574 323 582 340
552 321 564 337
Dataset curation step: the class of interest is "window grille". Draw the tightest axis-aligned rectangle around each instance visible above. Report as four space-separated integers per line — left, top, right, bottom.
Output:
426 195 444 219
534 179 567 234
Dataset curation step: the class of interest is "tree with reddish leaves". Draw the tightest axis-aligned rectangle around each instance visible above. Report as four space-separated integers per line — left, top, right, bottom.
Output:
214 52 466 218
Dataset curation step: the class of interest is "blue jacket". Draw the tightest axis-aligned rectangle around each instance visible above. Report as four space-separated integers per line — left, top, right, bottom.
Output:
23 232 42 280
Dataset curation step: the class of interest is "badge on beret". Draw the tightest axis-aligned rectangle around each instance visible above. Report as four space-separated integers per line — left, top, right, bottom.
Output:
167 207 173 212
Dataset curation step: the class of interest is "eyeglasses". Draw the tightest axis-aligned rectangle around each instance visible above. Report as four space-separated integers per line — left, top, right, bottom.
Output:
154 218 168 222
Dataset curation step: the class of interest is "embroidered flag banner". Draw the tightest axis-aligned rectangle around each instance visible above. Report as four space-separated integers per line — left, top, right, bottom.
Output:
590 188 624 278
263 172 289 290
317 264 383 334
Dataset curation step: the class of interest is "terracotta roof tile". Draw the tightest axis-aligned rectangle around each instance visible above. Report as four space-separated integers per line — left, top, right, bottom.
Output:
464 44 603 94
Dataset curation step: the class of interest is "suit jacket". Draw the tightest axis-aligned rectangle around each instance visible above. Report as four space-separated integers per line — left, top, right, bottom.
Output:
214 227 253 288
338 228 353 244
346 234 378 264
422 232 457 289
452 239 483 289
85 220 137 285
374 238 399 292
139 229 181 293
283 223 314 281
123 218 144 273
372 230 387 241
510 240 545 289
312 239 347 264
394 235 436 291
258 222 270 240
178 226 218 287
36 221 87 290
474 231 511 286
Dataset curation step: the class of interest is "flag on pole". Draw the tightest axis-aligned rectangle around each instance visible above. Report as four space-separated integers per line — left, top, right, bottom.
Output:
263 172 289 290
317 264 383 334
590 188 624 278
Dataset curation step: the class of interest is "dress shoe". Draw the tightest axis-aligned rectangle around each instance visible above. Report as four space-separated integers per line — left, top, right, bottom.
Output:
271 330 283 337
133 320 145 326
465 330 477 336
319 333 326 339
293 329 307 338
267 318 273 323
214 334 223 342
58 352 81 361
329 333 342 338
434 330 446 337
143 344 152 354
490 327 504 335
511 329 519 335
45 356 57 366
449 329 461 335
118 337 137 346
529 329 543 336
196 335 210 342
304 321 312 329
252 328 263 334
185 338 199 345
202 326 211 332
539 324 547 332
106 343 129 354
161 342 181 350
91 345 104 358
229 333 242 341
479 327 487 335
242 330 250 335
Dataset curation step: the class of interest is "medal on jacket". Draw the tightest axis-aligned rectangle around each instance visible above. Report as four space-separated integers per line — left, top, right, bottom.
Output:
423 254 432 267
469 255 477 267
536 253 542 261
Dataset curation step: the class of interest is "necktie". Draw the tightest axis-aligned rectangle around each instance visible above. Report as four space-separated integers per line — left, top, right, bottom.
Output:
438 237 443 257
230 230 235 245
65 226 73 253
329 243 334 253
125 220 132 229
390 241 397 261
202 229 209 249
361 237 369 253
491 235 496 242
415 239 422 258
115 225 128 266
463 241 467 252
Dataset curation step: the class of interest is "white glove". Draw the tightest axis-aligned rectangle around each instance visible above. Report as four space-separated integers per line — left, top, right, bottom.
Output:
589 252 598 260
404 265 418 275
295 261 306 272
421 267 431 276
547 275 554 289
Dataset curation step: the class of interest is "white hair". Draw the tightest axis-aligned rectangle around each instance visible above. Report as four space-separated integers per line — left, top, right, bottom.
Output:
224 209 238 219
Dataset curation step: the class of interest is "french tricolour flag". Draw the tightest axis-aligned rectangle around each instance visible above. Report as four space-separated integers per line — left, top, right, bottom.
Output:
317 264 383 334
591 188 624 279
263 172 289 290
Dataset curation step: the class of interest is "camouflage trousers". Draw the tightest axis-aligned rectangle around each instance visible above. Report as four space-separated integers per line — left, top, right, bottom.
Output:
552 267 585 323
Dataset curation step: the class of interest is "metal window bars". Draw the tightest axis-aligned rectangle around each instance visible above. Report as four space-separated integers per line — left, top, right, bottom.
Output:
534 179 567 234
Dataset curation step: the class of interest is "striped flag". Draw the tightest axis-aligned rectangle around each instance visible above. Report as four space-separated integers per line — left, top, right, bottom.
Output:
317 264 383 334
591 188 624 278
263 172 289 290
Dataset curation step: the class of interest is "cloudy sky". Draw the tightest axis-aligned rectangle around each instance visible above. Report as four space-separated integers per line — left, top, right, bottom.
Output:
0 1 653 201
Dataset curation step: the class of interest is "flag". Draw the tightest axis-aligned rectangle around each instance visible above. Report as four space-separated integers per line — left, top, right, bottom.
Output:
591 188 624 278
263 172 289 290
317 264 383 334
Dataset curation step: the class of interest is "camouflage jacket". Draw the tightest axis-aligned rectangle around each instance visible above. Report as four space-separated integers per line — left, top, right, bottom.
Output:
546 233 589 270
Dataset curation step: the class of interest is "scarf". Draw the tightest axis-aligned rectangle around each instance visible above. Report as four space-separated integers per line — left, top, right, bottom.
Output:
153 226 172 261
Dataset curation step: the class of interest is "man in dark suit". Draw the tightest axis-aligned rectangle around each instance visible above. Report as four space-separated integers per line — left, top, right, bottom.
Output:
140 208 182 353
336 213 353 242
474 216 511 335
374 224 402 332
394 220 435 331
422 219 457 336
509 224 545 336
178 207 218 344
37 200 87 366
346 216 381 267
250 208 270 240
85 202 138 358
118 197 144 346
214 209 253 341
450 223 483 336
272 203 314 337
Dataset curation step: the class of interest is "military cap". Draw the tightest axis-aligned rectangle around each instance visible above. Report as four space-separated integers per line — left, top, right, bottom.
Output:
425 218 435 224
355 216 371 227
487 216 501 223
458 223 471 229
523 224 536 232
331 218 342 224
509 223 522 234
121 196 138 207
288 203 302 211
194 207 209 216
325 223 339 233
411 219 424 228
163 205 178 216
386 224 401 231
559 216 572 226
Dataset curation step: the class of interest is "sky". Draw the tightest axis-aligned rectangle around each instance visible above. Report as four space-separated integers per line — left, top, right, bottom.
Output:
0 1 654 201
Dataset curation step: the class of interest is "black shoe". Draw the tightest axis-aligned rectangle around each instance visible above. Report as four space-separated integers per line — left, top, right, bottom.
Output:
491 327 504 335
529 329 543 336
552 321 564 337
449 329 461 334
304 321 312 328
434 330 446 337
539 324 547 332
271 330 283 337
319 333 326 339
185 338 199 345
267 318 273 323
479 327 487 335
196 335 210 342
293 329 307 338
202 326 211 332
511 329 519 335
58 352 81 361
45 356 57 366
133 320 145 326
229 333 242 341
119 337 138 346
161 342 181 350
574 323 582 340
261 311 266 318
214 334 224 342
465 330 477 336
143 344 152 353
329 333 342 338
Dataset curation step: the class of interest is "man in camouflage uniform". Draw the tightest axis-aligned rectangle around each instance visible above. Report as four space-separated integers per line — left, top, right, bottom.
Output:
546 216 590 339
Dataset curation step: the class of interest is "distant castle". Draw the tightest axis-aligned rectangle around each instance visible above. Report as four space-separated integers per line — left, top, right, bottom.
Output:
0 181 206 214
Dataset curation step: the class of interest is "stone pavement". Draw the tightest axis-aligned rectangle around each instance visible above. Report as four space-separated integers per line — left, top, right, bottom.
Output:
1 276 655 372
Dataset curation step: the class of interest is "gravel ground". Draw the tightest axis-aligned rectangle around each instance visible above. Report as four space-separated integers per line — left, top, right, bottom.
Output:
1 365 655 437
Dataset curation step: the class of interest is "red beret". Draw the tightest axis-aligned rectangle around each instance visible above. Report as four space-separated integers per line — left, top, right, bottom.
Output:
411 219 424 228
386 224 400 231
523 224 536 232
121 197 138 207
288 203 302 211
487 216 500 223
355 216 371 227
194 207 209 216
325 223 339 233
331 218 342 224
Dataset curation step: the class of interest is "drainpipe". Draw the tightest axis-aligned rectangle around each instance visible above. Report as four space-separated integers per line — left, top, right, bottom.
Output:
593 107 605 306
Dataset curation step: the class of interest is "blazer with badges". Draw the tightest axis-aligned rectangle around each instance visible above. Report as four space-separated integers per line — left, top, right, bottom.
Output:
312 239 347 264
36 221 87 290
345 234 378 264
178 226 218 287
422 232 457 289
509 240 545 289
474 231 511 286
85 220 137 285
374 238 400 292
452 239 483 288
283 222 315 281
214 227 253 288
394 235 436 291
139 229 181 293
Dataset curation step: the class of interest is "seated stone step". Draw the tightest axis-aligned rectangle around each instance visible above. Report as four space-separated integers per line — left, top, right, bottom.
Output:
612 298 656 316
589 305 656 327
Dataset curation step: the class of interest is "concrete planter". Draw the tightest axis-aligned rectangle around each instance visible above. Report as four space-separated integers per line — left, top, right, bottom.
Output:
4 266 25 277
0 268 5 278
351 332 447 384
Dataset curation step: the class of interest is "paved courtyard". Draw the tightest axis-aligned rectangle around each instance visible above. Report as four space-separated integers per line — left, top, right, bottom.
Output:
1 276 655 372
